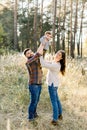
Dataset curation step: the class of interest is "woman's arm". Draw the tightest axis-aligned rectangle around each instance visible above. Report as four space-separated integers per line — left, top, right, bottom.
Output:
40 56 60 71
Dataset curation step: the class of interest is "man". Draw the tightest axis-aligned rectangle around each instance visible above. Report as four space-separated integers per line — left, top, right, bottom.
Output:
23 48 42 121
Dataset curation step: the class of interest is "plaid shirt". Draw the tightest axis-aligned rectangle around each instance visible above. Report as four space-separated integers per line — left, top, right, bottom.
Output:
26 53 43 85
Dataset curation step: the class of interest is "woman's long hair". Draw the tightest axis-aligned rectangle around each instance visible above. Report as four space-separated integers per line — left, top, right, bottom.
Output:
59 50 66 75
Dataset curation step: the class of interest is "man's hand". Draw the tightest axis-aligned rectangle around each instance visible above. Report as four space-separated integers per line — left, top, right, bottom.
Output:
37 43 44 55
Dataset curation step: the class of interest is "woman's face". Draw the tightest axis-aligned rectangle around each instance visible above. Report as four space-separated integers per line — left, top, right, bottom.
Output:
54 51 62 62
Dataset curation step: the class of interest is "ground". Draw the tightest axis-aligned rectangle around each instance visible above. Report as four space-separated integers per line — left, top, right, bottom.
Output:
0 54 87 130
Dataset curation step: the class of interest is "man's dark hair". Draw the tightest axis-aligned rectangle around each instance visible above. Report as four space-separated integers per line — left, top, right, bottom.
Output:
23 48 30 55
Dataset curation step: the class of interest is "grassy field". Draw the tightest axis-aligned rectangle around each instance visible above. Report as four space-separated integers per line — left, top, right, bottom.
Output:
0 53 87 130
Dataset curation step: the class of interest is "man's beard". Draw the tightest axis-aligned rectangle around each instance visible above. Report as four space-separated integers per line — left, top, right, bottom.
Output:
28 56 32 59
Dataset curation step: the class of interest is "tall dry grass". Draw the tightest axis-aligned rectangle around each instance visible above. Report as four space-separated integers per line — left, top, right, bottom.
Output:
0 53 87 130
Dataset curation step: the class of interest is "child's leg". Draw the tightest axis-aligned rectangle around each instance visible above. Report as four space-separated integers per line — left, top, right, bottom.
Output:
43 49 47 58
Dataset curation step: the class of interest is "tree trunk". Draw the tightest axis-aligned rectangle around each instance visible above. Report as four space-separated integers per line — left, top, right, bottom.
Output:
14 0 18 50
27 0 30 48
62 0 66 50
70 0 74 58
78 0 85 57
56 18 60 52
67 30 70 56
33 0 38 52
40 0 44 37
21 0 24 51
52 0 57 53
74 0 78 55
56 0 61 52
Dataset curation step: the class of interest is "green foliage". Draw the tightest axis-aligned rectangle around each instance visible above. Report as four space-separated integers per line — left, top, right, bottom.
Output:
0 2 53 52
0 48 5 55
0 24 7 49
0 8 14 50
42 21 52 35
18 10 52 50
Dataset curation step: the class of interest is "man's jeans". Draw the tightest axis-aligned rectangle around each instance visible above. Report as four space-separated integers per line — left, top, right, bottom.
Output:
48 83 62 121
28 84 42 120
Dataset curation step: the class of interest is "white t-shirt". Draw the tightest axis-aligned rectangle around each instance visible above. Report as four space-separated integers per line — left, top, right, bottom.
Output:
40 36 51 50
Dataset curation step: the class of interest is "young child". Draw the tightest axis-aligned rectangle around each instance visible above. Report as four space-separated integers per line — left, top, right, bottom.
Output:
39 31 52 57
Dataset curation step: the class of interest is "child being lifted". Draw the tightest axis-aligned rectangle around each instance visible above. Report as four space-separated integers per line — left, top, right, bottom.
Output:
39 31 52 57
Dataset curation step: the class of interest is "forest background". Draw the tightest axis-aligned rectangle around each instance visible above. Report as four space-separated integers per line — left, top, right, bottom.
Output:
0 0 87 130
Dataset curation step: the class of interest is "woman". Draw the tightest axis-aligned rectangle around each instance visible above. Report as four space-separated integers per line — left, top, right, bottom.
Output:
40 50 66 125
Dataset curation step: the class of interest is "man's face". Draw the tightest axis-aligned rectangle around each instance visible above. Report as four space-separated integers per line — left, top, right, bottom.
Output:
25 50 34 58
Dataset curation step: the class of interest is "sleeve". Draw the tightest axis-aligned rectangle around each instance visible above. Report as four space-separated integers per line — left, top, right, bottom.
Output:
40 36 46 46
40 56 60 71
27 53 41 64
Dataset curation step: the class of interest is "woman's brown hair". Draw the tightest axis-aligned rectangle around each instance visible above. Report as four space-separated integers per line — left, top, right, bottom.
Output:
59 50 66 75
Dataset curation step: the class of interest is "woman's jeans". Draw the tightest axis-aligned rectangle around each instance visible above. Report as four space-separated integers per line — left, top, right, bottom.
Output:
48 83 62 121
28 84 42 120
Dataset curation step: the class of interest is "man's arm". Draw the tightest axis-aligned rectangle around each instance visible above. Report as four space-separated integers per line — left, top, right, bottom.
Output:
37 43 44 55
27 53 41 64
27 43 44 64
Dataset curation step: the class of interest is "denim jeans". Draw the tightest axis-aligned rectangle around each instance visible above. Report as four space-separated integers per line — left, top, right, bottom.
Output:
48 83 62 121
28 84 42 120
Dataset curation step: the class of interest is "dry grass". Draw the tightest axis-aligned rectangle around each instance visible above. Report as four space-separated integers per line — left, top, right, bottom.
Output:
0 53 87 130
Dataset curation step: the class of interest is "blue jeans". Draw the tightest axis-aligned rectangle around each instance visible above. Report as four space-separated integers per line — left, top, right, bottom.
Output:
28 84 42 120
48 83 62 121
